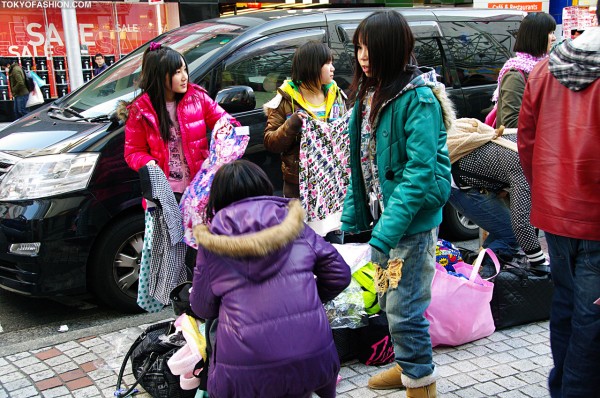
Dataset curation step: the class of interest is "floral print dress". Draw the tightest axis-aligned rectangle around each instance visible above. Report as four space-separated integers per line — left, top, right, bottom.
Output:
298 109 352 236
180 117 250 248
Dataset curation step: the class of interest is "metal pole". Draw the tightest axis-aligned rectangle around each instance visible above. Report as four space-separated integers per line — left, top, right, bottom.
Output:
156 4 163 36
61 1 84 91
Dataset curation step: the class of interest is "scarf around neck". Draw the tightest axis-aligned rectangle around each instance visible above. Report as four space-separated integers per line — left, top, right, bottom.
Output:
492 52 546 102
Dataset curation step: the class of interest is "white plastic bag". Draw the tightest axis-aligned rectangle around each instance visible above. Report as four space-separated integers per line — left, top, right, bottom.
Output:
26 83 44 107
324 278 368 329
332 243 371 274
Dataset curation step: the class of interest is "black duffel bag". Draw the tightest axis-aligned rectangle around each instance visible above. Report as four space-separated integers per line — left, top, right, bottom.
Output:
115 320 198 398
355 312 395 366
490 265 554 330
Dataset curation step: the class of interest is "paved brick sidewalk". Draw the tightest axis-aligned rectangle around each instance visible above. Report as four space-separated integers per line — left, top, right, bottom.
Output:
0 320 552 398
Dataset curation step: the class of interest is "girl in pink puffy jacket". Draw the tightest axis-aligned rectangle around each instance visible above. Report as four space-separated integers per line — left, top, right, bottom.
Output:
122 43 237 194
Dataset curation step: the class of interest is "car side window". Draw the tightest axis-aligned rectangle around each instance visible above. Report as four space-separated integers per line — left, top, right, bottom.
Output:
219 30 327 109
439 21 519 87
413 38 449 85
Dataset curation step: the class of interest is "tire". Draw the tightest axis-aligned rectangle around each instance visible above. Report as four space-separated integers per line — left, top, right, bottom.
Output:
89 213 145 313
439 204 479 241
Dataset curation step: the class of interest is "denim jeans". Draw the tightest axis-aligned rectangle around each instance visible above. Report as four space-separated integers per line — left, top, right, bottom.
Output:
449 187 519 259
13 94 29 119
374 228 436 380
545 232 600 397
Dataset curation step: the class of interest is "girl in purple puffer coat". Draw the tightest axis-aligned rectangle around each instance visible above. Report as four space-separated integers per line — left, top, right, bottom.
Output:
190 160 351 398
122 43 237 194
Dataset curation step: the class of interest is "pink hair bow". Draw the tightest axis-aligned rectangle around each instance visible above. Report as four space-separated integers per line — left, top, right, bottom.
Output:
149 42 162 51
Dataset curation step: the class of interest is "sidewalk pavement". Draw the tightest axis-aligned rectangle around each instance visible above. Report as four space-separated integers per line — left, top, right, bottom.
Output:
0 319 553 398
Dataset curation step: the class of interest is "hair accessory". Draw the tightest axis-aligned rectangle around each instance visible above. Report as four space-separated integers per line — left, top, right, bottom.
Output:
149 42 162 51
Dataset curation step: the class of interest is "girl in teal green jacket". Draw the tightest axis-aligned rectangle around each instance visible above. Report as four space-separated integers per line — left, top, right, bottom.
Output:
341 10 454 397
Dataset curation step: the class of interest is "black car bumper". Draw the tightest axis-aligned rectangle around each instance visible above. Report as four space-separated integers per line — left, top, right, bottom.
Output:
0 192 110 296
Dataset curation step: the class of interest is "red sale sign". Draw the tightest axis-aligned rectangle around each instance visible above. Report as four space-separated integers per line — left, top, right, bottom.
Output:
0 2 179 98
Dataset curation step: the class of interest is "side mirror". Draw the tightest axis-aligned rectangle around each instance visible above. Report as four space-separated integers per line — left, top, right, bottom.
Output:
215 85 256 113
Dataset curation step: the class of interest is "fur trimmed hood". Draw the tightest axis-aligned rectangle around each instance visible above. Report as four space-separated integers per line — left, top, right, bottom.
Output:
373 66 456 133
431 83 456 133
116 99 129 122
193 197 305 281
262 80 347 118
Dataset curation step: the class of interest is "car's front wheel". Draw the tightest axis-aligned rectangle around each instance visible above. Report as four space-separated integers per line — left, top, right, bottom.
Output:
439 204 479 241
89 213 144 313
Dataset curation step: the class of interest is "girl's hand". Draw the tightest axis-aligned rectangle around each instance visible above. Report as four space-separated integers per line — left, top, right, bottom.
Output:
288 112 306 130
295 111 308 120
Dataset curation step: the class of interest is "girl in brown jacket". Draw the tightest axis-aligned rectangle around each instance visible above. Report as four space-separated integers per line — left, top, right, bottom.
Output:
263 41 347 199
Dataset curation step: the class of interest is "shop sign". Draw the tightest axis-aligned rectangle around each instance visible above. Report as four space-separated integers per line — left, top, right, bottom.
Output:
488 2 543 11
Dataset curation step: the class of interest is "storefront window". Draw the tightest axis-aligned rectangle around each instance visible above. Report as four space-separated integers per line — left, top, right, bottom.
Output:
0 1 179 104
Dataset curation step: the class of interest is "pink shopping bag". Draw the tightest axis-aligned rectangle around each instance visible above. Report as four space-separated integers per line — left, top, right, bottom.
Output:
425 249 500 347
484 104 497 128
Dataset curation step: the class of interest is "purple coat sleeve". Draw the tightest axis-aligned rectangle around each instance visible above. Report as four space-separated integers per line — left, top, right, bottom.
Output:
190 249 220 319
304 227 351 303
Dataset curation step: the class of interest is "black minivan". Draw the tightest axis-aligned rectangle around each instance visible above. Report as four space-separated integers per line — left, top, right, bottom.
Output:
0 7 524 311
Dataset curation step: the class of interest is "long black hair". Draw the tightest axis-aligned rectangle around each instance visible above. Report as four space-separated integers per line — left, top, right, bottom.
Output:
136 44 188 141
348 10 415 126
513 12 556 57
291 41 333 92
206 160 274 222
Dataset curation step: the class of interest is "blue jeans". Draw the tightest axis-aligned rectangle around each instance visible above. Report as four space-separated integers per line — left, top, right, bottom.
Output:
449 187 519 259
545 232 600 397
374 228 436 380
13 94 28 118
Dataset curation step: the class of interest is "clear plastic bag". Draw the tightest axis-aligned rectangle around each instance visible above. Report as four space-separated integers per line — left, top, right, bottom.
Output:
325 278 368 329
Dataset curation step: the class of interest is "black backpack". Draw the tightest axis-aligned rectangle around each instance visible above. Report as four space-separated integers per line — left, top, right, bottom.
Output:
22 69 35 92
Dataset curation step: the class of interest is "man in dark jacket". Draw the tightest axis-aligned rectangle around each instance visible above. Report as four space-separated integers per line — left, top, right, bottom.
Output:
0 57 29 119
93 53 108 77
518 3 600 396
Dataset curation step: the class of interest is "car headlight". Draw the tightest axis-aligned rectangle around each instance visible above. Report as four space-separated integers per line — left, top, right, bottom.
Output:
0 153 100 200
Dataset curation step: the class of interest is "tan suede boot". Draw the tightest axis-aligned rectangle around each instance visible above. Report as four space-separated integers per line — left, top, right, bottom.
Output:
406 382 437 398
367 364 404 390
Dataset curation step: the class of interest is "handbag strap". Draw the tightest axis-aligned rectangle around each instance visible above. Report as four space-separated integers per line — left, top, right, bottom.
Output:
468 248 500 281
114 321 173 398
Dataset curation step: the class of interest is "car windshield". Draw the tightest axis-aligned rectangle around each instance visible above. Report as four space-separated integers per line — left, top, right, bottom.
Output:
54 22 243 118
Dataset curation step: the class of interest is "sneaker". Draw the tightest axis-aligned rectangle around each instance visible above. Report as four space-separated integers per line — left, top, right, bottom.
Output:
529 260 550 276
367 364 404 390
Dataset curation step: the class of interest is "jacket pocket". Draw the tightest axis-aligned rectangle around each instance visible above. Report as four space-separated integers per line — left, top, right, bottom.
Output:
422 172 451 210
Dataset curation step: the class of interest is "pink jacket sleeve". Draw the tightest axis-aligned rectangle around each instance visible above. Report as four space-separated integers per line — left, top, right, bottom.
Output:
124 105 156 171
